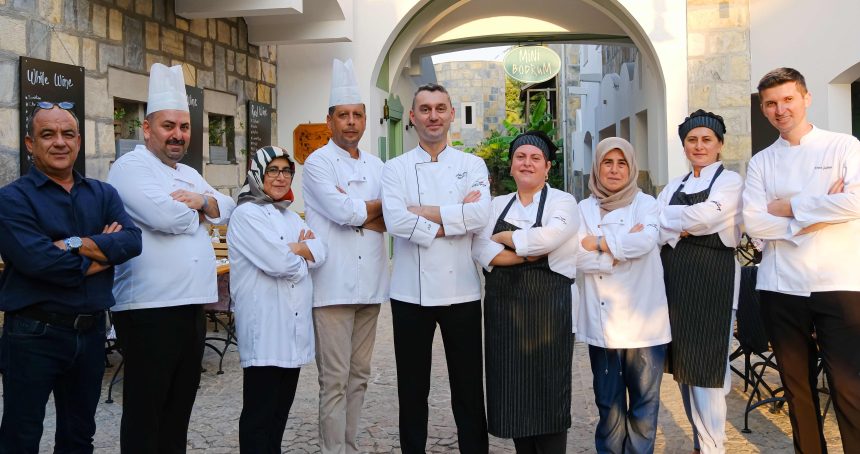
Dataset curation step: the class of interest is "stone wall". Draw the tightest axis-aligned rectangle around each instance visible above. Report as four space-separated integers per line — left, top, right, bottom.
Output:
433 61 506 149
686 0 752 175
0 0 277 192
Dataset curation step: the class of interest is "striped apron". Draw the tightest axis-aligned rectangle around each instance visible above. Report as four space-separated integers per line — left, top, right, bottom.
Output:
484 185 574 438
660 165 735 387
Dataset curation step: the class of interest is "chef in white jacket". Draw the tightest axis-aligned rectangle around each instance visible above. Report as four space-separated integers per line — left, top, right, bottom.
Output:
381 83 490 454
107 63 236 452
228 146 326 453
743 67 860 453
576 137 671 454
302 59 389 454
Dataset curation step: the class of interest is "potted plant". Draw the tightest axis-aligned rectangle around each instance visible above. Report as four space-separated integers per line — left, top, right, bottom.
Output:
209 116 230 164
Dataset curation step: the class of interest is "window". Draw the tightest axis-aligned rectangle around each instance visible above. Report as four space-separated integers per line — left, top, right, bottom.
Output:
461 102 477 128
208 114 236 164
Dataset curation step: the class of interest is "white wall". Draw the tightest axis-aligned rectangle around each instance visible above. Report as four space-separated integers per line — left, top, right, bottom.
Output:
276 0 689 209
750 0 860 133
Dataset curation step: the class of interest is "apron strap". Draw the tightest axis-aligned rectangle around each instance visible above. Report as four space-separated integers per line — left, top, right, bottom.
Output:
673 165 725 198
496 184 549 227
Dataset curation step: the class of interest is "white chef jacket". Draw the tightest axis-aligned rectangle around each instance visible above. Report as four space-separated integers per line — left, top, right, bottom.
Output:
576 192 672 349
743 126 860 295
302 140 390 307
381 145 491 306
108 145 236 311
657 161 743 309
472 186 580 277
227 202 327 368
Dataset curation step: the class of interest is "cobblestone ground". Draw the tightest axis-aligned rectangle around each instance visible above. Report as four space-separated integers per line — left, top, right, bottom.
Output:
20 303 843 453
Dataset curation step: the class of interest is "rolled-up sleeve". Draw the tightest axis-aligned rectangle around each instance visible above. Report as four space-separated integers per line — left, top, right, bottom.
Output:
512 193 579 256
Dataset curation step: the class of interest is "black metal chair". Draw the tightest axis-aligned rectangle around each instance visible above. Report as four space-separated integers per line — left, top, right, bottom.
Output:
104 311 124 404
733 265 786 433
202 271 236 375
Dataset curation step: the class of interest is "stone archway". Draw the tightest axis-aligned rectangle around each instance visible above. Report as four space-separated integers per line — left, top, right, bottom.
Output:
369 0 688 191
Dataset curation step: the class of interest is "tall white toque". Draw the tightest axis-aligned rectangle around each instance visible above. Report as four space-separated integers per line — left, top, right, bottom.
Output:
146 63 189 116
329 58 362 108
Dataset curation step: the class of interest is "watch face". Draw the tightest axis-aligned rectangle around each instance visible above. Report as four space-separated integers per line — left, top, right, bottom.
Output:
68 236 83 248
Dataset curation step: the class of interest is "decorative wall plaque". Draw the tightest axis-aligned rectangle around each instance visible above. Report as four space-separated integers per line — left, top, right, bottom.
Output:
293 123 331 165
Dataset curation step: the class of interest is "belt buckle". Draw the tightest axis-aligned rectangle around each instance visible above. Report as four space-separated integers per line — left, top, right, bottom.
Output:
73 314 95 331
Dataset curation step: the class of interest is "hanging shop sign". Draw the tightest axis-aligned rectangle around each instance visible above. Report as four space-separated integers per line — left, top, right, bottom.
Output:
503 46 561 84
19 57 86 176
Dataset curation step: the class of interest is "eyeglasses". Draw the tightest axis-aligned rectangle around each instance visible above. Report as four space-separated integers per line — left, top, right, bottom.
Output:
35 101 75 110
264 168 294 178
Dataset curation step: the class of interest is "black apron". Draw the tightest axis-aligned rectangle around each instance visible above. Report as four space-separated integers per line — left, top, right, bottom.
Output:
660 166 735 388
484 186 574 438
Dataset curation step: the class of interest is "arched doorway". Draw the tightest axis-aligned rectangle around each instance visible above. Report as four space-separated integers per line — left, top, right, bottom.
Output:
364 0 687 196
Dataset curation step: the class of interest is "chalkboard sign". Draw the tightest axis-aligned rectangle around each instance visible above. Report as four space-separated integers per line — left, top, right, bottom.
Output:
182 85 204 172
19 57 86 176
247 100 272 169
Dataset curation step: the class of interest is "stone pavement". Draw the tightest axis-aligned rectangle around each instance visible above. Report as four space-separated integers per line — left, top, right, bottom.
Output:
21 303 844 453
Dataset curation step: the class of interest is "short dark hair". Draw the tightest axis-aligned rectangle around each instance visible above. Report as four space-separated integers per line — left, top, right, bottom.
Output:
757 67 808 96
27 106 80 138
412 83 451 110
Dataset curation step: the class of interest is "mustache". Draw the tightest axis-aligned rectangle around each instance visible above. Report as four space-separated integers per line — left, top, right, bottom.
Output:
166 138 186 145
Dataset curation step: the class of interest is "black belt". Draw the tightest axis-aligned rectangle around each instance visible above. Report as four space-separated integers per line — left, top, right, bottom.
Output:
14 306 103 331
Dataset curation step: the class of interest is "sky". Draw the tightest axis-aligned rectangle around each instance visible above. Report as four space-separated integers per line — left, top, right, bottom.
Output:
430 46 510 64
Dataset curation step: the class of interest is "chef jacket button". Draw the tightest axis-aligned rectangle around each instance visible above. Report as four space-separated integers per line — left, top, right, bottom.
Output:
598 276 602 280
449 269 453 273
295 312 298 316
280 236 283 240
291 284 295 288
600 301 605 306
358 256 362 260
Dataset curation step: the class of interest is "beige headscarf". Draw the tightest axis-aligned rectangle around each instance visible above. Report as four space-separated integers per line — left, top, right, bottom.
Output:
588 137 640 213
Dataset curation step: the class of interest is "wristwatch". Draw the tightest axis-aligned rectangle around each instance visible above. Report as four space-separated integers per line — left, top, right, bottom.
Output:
64 236 83 255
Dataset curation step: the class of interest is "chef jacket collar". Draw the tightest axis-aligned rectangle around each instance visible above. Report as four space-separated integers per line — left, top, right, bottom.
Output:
416 144 453 162
328 139 365 161
689 161 723 180
514 185 545 208
775 124 823 148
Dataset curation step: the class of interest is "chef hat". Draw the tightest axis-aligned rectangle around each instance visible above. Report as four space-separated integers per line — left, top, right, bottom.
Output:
329 58 362 108
146 63 189 116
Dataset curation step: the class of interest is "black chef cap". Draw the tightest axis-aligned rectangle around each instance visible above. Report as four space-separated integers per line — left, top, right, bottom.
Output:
508 130 558 161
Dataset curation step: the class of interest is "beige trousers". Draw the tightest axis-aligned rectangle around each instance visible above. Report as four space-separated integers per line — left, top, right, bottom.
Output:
313 304 381 454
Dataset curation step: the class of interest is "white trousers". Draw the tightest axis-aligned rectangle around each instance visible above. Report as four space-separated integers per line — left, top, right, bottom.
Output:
313 304 381 454
678 310 735 454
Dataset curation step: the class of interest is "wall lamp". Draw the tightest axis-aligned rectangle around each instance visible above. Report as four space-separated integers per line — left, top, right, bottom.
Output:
379 99 389 124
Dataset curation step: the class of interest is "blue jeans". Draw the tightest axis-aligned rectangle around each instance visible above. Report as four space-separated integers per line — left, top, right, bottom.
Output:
0 312 106 454
588 344 667 454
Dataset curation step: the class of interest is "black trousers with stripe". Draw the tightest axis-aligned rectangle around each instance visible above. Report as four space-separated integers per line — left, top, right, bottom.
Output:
390 299 489 454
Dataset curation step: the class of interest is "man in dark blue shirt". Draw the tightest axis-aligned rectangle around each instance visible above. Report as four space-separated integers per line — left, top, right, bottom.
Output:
0 103 142 453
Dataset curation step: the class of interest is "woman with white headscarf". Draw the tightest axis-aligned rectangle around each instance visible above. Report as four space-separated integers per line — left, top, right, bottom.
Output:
576 137 671 454
228 146 327 453
657 110 743 454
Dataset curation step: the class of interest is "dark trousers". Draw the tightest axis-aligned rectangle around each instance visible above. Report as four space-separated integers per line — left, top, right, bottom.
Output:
0 312 106 454
239 366 301 453
112 304 206 454
513 431 567 454
760 290 860 454
390 299 489 454
588 344 667 454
